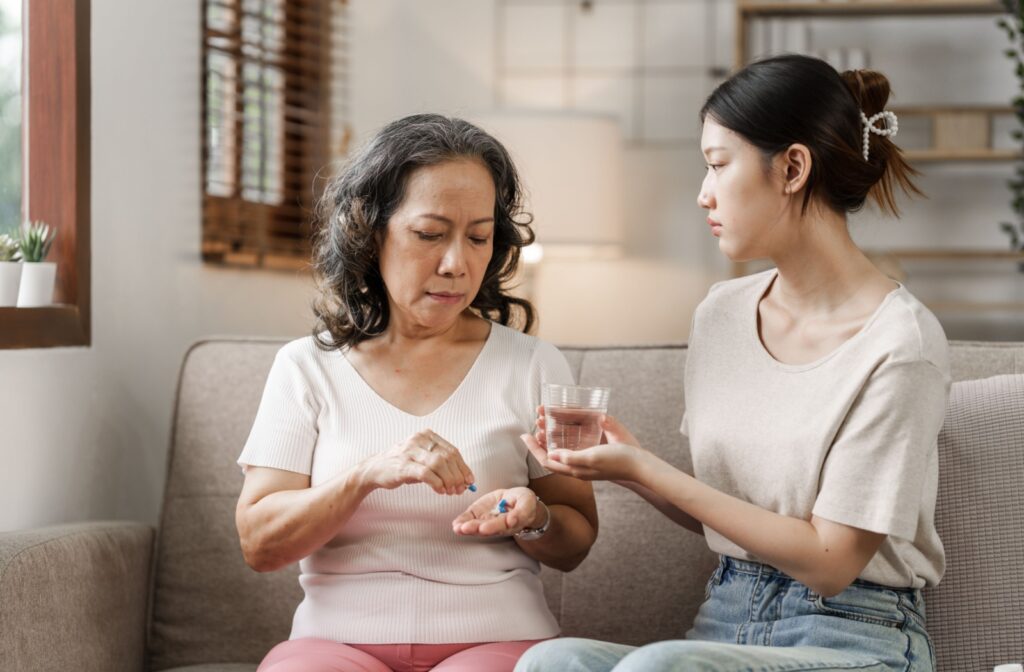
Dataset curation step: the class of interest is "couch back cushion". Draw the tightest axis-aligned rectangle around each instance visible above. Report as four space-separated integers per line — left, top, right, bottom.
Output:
149 341 302 671
150 339 1024 669
924 374 1024 671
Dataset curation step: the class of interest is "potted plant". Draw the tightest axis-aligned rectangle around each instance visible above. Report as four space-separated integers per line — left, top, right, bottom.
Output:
998 2 1024 270
15 221 57 307
0 230 20 306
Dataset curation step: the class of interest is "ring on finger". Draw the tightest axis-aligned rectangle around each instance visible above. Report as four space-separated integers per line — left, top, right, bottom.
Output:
424 439 438 453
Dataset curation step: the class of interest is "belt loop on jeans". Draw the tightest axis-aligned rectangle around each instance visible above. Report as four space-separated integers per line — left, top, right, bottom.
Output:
715 555 728 585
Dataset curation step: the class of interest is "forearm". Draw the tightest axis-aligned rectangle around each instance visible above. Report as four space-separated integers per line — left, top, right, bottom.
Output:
239 468 371 571
614 479 705 535
635 455 859 595
516 504 597 572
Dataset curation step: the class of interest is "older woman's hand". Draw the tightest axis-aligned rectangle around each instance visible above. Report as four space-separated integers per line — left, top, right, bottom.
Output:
451 486 544 537
357 429 475 496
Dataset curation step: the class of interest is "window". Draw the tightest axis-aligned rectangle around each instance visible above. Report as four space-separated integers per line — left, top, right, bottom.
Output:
0 0 91 349
0 0 21 227
201 0 347 270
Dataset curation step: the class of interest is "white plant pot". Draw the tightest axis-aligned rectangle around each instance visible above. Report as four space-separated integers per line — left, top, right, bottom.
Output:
17 261 57 307
0 261 21 306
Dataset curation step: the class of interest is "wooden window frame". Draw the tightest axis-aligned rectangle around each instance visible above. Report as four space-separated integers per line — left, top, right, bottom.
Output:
201 0 334 270
0 0 91 349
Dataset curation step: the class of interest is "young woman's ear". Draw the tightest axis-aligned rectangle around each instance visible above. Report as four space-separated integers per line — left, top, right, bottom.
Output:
780 143 812 196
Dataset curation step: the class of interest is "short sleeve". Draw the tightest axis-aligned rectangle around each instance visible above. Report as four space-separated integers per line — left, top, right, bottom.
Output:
526 340 576 479
680 298 703 441
237 347 321 475
812 359 949 540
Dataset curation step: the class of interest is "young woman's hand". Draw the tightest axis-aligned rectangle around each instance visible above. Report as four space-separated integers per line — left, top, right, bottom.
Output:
522 412 650 482
451 486 545 537
356 429 475 496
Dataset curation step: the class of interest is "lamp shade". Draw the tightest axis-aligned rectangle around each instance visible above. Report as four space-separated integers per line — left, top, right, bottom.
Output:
474 112 624 252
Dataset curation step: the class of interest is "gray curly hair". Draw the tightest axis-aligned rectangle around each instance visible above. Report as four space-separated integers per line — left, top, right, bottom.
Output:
311 113 536 350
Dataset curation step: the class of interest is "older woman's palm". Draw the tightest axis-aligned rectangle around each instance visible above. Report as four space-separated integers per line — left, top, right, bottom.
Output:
451 486 539 537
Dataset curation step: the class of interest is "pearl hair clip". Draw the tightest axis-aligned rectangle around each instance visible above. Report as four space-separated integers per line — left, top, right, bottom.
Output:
860 110 899 161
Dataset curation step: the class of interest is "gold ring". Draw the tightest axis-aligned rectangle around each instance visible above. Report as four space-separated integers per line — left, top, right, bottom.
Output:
425 440 438 452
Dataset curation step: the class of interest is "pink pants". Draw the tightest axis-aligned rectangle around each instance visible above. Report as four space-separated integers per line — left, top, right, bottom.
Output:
257 637 548 672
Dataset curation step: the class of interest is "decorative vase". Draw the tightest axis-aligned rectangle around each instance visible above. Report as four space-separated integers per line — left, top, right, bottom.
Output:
0 260 21 306
17 261 56 307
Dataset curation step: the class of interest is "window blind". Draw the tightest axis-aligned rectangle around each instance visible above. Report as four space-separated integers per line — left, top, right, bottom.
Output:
202 0 346 269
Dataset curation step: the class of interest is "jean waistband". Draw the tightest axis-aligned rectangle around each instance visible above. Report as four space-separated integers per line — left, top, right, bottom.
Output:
717 555 918 596
719 555 789 578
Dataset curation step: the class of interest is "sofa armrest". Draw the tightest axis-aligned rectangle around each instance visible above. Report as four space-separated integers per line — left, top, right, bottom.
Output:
0 520 155 672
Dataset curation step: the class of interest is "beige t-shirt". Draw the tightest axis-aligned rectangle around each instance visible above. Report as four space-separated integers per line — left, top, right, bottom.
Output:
682 269 950 589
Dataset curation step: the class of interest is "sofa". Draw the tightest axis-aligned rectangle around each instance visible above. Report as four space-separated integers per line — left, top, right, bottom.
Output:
1 338 1022 672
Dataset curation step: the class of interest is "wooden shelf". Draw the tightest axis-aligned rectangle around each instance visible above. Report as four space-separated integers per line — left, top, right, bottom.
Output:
895 105 1014 115
732 250 1024 279
0 305 90 349
904 149 1021 162
736 1 1006 68
925 300 1024 312
738 1 1005 19
867 249 1024 261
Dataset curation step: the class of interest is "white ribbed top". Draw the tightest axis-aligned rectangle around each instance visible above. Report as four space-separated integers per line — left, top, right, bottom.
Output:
238 323 573 644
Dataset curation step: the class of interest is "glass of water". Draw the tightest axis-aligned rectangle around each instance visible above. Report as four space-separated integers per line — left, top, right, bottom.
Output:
542 383 611 451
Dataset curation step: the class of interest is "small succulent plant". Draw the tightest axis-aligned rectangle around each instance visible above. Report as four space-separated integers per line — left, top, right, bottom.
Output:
17 221 56 263
0 232 18 262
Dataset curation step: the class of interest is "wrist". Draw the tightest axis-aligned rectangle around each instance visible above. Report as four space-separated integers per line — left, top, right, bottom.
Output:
348 461 377 497
529 498 550 529
515 498 551 541
632 450 662 489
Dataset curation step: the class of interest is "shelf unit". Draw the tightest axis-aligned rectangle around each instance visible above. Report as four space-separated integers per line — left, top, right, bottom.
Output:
732 0 1023 313
736 0 1006 68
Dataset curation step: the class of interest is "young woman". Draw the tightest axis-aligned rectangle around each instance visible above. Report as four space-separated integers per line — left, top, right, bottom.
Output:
515 55 949 672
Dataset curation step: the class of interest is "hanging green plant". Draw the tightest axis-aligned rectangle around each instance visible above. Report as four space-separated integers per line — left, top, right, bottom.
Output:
998 1 1024 270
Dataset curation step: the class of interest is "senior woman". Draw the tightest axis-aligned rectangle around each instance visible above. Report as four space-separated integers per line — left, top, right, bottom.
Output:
235 114 598 672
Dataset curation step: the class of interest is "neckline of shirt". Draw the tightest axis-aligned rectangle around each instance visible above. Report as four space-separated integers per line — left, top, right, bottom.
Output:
338 321 499 419
749 269 904 373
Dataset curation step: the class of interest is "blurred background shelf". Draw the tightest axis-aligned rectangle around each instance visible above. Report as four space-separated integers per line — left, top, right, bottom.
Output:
867 249 1024 261
733 0 1024 318
736 1 1005 65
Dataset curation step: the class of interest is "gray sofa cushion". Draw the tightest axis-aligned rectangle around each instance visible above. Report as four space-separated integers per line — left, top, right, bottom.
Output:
925 374 1024 671
149 341 301 671
0 522 153 672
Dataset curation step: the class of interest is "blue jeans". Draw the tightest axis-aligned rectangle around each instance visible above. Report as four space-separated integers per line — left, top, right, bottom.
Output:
515 556 935 672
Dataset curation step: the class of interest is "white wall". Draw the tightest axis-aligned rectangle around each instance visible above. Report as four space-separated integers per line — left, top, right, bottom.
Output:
348 0 724 346
0 1 316 531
